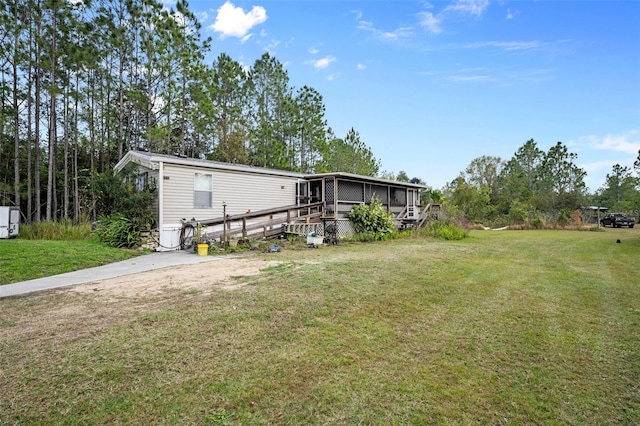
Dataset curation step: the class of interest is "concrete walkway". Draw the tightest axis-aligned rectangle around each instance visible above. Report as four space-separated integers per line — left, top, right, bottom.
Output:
1 251 231 298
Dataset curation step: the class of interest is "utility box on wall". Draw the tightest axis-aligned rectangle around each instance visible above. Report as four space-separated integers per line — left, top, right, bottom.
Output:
0 206 20 238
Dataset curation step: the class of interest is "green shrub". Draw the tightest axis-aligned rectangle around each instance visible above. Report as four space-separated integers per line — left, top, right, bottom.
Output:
530 215 544 229
508 201 528 224
346 198 397 241
89 166 156 248
420 221 469 240
558 209 572 226
94 214 140 248
93 166 156 231
395 229 413 239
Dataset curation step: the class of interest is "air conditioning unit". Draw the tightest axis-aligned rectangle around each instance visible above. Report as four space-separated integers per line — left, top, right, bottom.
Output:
0 206 20 238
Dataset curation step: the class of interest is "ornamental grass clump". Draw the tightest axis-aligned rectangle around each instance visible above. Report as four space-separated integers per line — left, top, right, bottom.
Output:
19 219 92 240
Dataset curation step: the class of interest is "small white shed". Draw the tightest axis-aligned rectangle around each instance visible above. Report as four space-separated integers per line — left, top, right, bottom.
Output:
0 206 20 238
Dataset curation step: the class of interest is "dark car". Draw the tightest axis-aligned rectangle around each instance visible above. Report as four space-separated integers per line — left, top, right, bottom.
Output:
600 213 635 228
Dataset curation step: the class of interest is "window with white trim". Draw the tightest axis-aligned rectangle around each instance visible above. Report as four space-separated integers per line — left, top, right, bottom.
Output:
194 173 212 208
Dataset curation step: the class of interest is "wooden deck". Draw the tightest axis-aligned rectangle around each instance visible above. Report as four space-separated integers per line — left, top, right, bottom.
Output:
396 203 442 229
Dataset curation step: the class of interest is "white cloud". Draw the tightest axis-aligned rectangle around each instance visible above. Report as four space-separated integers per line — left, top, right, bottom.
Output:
464 40 541 51
582 160 618 176
590 131 640 154
460 39 571 56
570 131 640 191
357 63 367 71
210 1 267 39
580 160 617 190
506 8 519 20
432 65 554 85
357 19 413 41
418 11 442 34
447 74 493 83
284 36 296 48
265 38 280 51
415 1 488 36
444 0 490 17
195 11 209 23
313 56 336 70
308 47 320 55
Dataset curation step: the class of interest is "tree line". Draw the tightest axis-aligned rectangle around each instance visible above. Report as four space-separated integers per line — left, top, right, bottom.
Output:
442 139 640 226
0 0 379 223
2 0 637 228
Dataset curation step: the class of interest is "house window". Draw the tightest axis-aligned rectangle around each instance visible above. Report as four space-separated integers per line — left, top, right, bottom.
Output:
134 172 149 191
390 188 406 206
194 173 212 208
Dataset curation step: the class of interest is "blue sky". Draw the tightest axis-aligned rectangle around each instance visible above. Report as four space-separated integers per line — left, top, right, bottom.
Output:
182 0 640 192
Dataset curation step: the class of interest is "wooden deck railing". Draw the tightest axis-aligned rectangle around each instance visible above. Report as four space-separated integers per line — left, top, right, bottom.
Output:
193 202 325 241
417 203 442 228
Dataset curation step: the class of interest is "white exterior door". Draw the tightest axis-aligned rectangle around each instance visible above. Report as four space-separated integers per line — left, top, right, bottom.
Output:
407 190 416 218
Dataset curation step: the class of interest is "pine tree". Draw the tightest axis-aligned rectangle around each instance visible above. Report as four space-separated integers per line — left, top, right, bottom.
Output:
209 53 249 163
318 128 379 176
294 85 326 173
246 53 292 169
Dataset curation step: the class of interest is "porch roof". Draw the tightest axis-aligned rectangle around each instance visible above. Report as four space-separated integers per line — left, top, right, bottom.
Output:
304 172 428 189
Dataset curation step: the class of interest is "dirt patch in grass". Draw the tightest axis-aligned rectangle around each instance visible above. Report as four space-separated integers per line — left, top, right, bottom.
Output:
1 256 282 347
68 256 282 298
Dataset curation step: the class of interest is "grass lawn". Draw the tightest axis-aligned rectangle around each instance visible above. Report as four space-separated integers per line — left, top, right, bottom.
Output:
0 239 140 285
1 229 638 424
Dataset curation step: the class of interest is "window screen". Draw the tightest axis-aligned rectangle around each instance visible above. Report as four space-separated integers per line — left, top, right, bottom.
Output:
135 172 148 191
194 173 212 208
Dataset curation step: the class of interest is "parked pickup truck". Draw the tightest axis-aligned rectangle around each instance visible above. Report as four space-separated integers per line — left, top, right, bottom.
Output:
600 213 635 228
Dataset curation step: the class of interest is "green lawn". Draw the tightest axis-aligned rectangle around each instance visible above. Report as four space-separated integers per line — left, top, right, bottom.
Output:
0 239 140 284
1 229 638 424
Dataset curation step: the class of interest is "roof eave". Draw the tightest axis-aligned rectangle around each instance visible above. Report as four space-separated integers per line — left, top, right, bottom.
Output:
115 150 305 178
304 172 429 189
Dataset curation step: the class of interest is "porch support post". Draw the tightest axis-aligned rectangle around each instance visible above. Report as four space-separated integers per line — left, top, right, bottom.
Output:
333 178 338 219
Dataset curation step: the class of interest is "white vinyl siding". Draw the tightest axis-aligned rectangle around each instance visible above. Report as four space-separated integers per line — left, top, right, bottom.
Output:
214 170 296 214
161 164 298 224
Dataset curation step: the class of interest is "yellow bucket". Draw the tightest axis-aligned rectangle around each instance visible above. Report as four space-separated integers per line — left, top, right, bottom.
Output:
197 243 208 256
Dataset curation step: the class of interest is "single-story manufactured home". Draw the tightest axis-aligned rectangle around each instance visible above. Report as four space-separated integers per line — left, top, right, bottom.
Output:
114 151 430 250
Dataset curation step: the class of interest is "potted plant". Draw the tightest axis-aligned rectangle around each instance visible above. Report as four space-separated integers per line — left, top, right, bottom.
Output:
194 223 209 256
